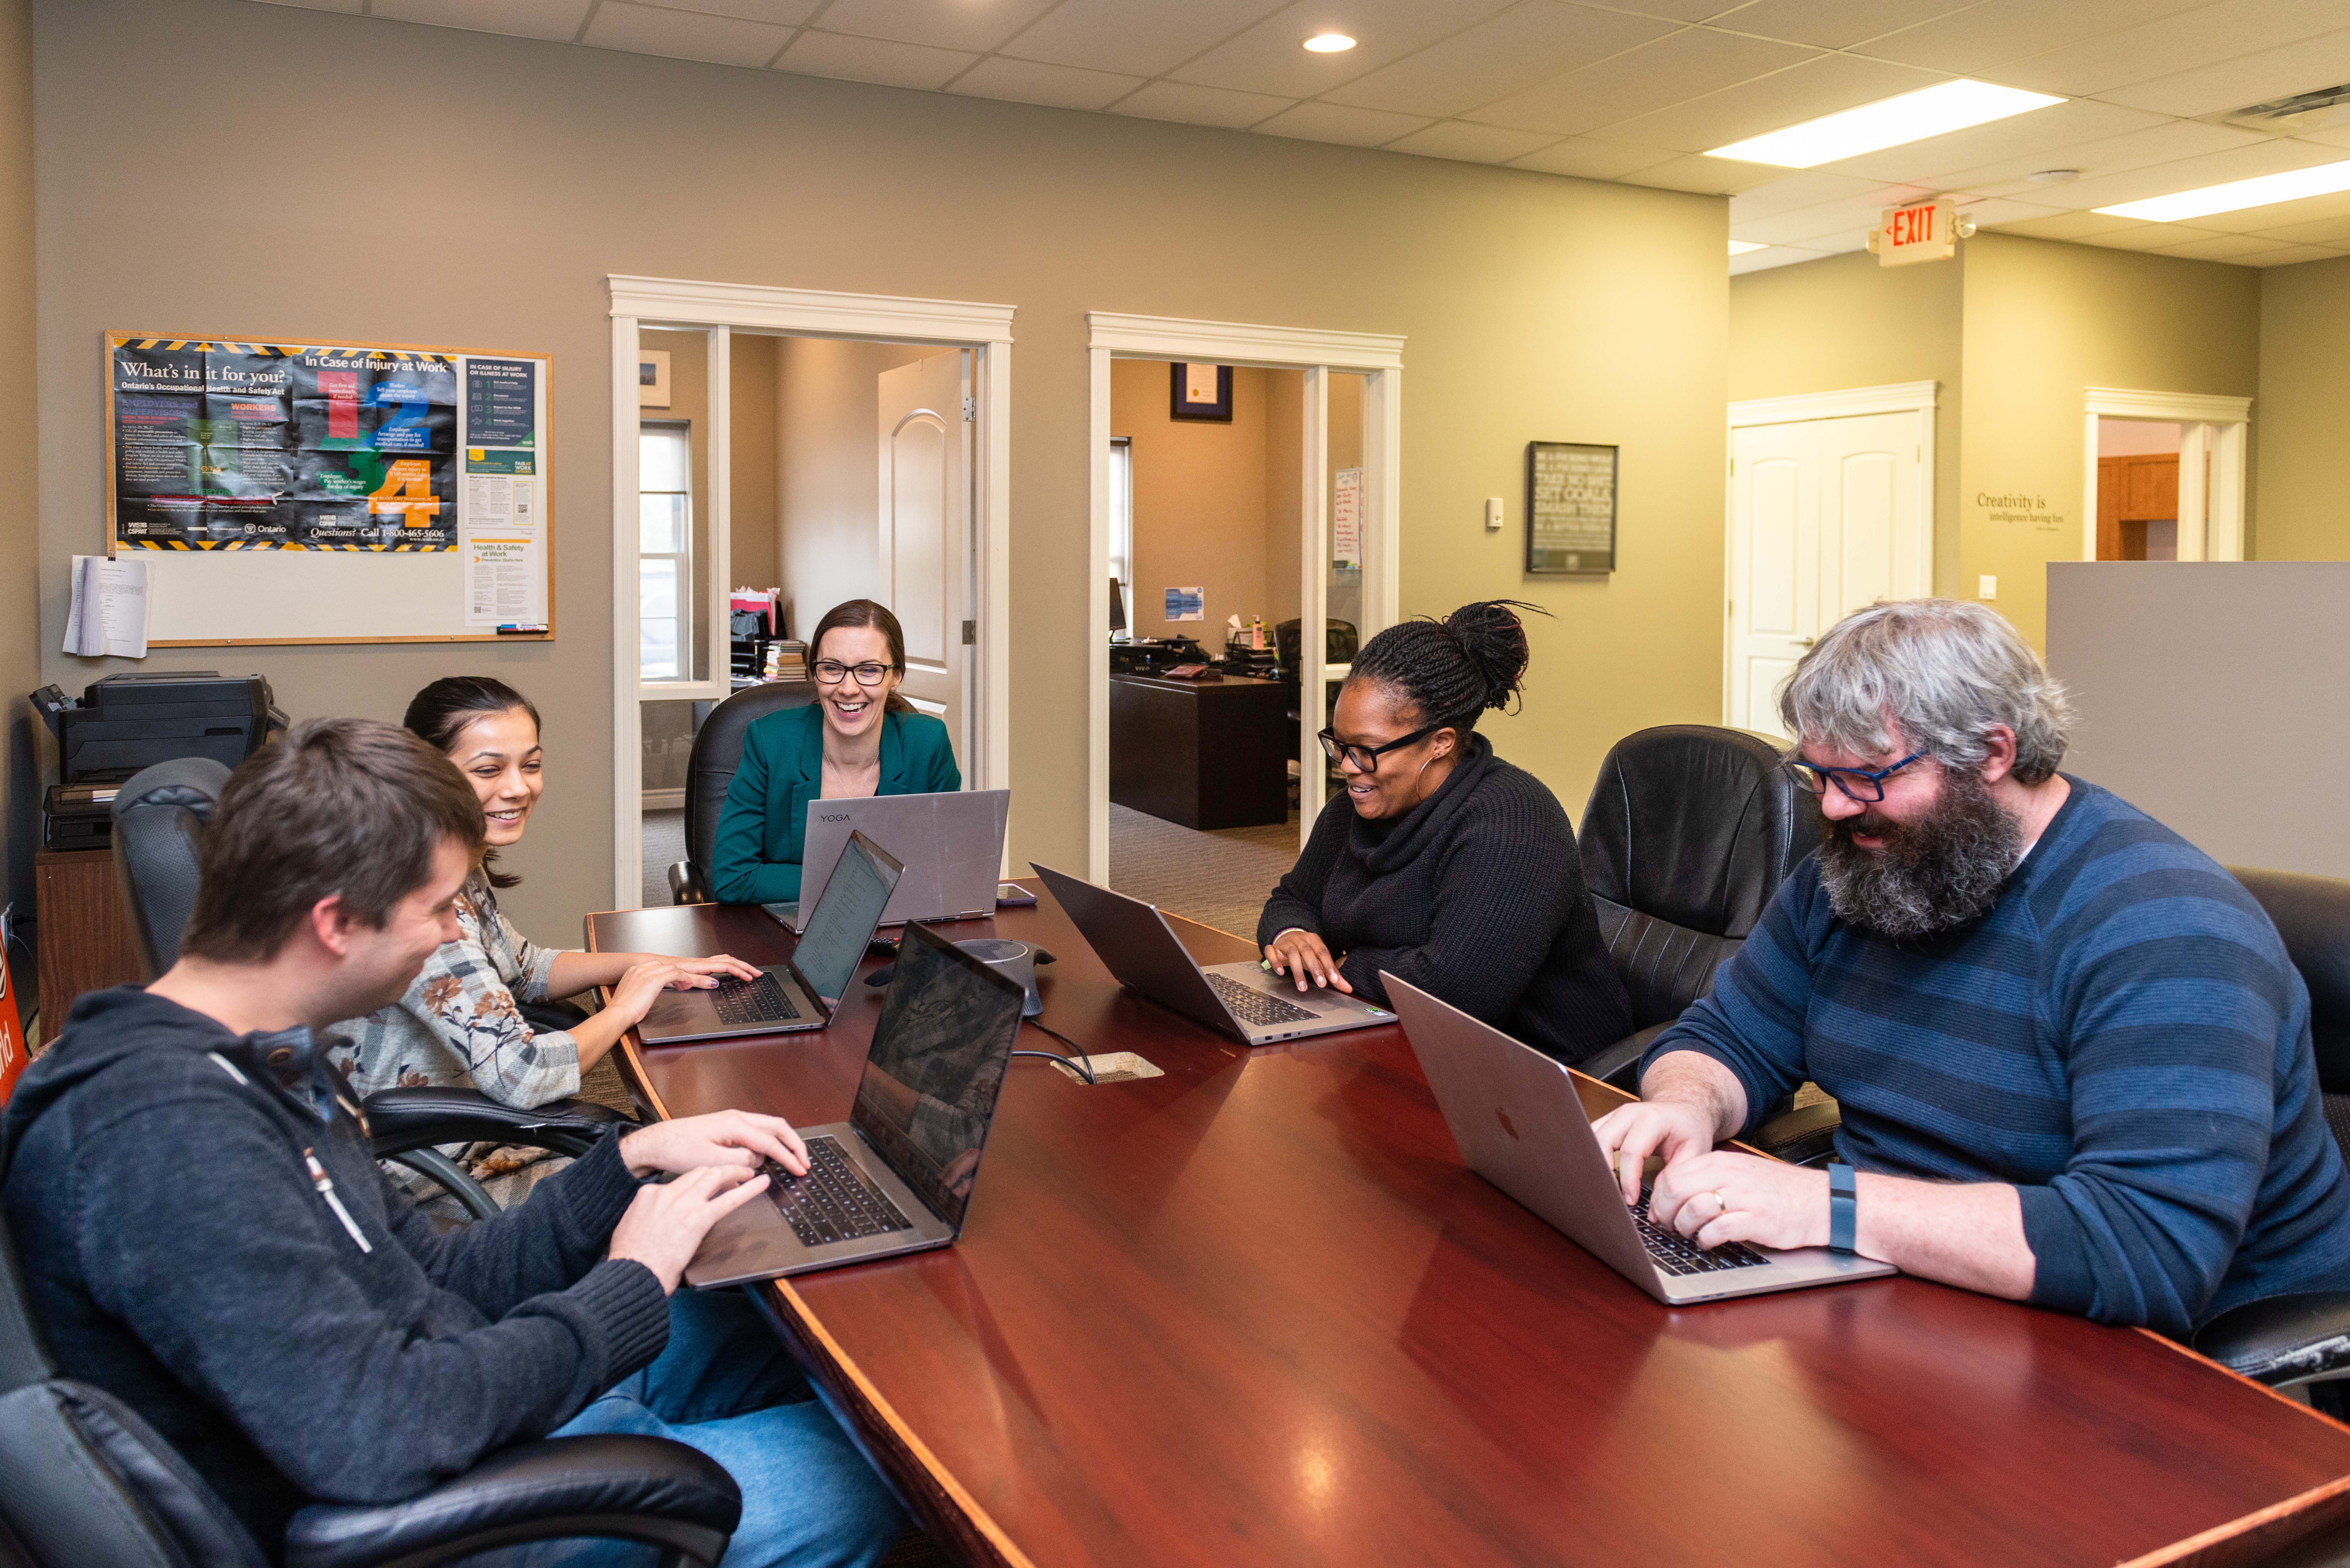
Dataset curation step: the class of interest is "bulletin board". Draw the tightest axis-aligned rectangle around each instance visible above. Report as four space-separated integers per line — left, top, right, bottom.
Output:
103 330 554 646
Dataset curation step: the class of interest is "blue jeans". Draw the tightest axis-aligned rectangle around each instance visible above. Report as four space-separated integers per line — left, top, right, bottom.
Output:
479 1287 905 1568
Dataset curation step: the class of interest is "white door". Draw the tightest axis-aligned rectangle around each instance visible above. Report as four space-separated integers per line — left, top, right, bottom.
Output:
1727 410 1927 737
877 351 972 763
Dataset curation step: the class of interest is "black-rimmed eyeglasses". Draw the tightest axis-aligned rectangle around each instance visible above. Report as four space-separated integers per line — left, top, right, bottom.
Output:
1782 751 1925 803
812 660 893 687
1318 724 1440 775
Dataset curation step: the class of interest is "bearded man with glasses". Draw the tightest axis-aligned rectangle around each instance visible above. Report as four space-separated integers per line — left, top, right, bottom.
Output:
1593 598 2350 1339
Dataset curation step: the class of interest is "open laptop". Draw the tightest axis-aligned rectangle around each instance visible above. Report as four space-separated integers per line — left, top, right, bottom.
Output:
685 920 1027 1286
639 832 904 1046
1384 973 1895 1304
1029 862 1393 1046
764 789 1011 932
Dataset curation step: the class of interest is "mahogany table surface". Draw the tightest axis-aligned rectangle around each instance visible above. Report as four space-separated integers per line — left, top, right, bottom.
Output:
590 886 2350 1568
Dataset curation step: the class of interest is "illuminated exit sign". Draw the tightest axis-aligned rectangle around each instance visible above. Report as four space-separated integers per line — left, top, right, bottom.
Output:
1874 198 1957 266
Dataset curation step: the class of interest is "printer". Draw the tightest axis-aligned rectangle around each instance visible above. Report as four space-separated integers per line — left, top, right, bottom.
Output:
34 672 287 849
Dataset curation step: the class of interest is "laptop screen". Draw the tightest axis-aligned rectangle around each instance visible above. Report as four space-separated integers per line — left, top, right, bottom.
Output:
792 833 900 1001
850 924 1023 1232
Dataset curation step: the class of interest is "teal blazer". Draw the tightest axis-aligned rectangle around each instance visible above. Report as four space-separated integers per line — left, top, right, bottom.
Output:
709 703 961 904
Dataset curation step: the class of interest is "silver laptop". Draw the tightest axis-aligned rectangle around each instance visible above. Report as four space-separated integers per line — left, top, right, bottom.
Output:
764 789 1010 932
1384 973 1895 1304
685 921 1026 1287
1029 862 1393 1046
639 833 903 1046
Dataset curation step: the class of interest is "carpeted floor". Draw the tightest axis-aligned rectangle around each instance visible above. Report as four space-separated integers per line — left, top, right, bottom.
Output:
1107 804 1300 940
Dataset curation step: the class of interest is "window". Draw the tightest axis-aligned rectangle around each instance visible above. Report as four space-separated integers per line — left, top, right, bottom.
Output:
1108 436 1133 637
639 423 691 682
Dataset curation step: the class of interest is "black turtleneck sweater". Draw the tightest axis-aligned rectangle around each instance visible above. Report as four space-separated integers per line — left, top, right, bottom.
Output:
1256 734 1632 1064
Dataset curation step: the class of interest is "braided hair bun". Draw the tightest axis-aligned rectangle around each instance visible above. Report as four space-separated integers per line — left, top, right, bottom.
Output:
1346 599 1547 734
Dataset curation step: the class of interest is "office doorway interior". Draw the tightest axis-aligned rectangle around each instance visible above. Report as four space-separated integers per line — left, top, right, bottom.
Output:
607 278 1013 913
2079 388 2250 564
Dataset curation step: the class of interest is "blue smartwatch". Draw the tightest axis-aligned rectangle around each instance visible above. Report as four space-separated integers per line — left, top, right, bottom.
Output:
1827 1162 1858 1255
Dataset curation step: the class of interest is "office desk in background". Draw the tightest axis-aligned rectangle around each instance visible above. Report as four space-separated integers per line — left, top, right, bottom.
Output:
1108 672 1287 830
33 847 145 1029
593 892 2350 1568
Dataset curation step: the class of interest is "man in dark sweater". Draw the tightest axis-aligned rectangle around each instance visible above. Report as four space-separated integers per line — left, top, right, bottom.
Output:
0 719 902 1565
1596 600 2350 1337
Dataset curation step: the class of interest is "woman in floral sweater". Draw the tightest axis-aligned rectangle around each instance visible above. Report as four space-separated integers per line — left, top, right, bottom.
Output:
330 676 758 1112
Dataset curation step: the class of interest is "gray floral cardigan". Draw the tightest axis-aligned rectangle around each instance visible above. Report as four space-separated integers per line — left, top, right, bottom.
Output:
328 871 583 1109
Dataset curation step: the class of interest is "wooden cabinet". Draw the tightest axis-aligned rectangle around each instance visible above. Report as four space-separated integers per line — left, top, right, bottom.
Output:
34 848 146 1036
2096 453 2179 560
1110 673 1289 831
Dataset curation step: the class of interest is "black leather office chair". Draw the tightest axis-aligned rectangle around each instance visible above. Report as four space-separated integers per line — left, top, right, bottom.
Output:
668 680 818 905
2194 867 2350 1402
1273 619 1357 765
0 1202 740 1566
110 761 633 1221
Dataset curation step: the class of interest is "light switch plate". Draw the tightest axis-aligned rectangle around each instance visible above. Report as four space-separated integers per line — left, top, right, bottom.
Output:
1978 575 1997 600
1484 497 1504 531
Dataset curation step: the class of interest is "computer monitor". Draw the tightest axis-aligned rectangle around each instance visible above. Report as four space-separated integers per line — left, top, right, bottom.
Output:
1109 576 1127 637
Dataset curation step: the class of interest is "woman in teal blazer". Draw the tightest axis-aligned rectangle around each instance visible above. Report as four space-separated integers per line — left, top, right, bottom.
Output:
710 599 961 905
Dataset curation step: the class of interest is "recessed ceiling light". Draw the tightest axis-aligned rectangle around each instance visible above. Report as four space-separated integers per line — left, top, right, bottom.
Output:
1303 33 1356 53
1705 80 2064 169
2096 159 2350 222
1728 240 1767 255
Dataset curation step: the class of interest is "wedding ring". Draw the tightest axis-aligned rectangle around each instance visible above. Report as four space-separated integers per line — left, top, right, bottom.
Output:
1709 1190 1730 1214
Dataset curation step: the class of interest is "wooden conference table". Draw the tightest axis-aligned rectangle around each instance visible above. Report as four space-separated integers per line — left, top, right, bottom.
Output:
592 886 2350 1568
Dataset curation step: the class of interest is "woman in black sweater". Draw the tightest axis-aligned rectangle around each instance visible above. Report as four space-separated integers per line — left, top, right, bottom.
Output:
1257 601 1631 1064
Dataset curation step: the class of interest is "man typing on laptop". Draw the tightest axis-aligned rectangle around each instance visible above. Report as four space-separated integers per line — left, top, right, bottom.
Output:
1593 599 2350 1339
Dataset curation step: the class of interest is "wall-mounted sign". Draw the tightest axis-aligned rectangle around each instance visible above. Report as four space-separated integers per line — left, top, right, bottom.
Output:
1873 199 1957 266
1525 441 1616 576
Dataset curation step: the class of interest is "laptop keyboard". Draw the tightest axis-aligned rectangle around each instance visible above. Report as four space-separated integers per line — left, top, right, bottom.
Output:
763 1137 914 1248
709 973 801 1027
1633 1187 1770 1276
1206 972 1321 1027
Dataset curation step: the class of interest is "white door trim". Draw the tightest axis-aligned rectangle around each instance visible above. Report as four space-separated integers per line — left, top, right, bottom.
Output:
606 276 1016 911
1723 381 1938 725
2080 388 2251 565
1083 312 1406 882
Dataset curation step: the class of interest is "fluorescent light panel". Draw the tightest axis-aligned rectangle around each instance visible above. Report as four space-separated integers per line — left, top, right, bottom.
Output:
1707 80 2063 169
2097 159 2350 222
1728 240 1767 255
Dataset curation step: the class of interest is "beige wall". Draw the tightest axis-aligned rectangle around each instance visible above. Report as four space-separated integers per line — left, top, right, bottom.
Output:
774 336 931 644
34 0 1727 935
2254 256 2350 562
729 332 779 593
0 0 31 919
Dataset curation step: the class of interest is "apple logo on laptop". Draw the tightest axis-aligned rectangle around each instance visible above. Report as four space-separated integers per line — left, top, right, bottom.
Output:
1495 1108 1520 1141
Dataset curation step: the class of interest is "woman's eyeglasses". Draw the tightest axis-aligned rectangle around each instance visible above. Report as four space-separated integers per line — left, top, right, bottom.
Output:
1317 724 1440 775
812 660 893 687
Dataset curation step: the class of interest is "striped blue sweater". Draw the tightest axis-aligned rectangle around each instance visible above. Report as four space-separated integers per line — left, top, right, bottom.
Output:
1642 777 2350 1337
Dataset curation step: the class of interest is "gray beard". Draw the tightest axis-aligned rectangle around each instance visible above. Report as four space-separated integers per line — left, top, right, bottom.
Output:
1814 766 2024 942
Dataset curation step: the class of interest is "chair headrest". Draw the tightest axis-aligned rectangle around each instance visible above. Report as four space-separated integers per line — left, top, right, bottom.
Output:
2228 867 2350 1095
684 682 817 887
1579 725 1814 939
111 758 231 979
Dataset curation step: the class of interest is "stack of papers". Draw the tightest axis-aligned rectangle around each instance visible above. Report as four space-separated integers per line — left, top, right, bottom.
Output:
62 554 148 659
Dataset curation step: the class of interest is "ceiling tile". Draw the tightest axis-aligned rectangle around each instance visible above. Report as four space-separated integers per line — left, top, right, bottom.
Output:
2152 230 2305 258
1728 169 1886 219
2100 29 2350 119
1323 3 1678 119
2285 124 2350 151
1619 152 1794 194
2034 138 2350 212
1168 0 1519 100
1383 120 1561 163
1505 136 1679 177
1986 208 2161 240
1990 0 2350 99
1110 80 1294 128
811 0 1065 54
2078 221 2229 251
1709 0 1975 51
999 0 1285 79
1252 100 1435 147
2233 241 2350 264
370 0 592 41
1948 194 2064 225
948 56 1146 110
1853 0 2213 75
633 0 819 24
581 1 790 62
2243 214 2350 247
1731 244 1838 274
1735 187 1927 243
1615 0 1776 21
1463 27 1819 138
774 28 976 88
250 0 364 13
1813 97 2155 185
1587 49 1946 154
1923 119 2269 194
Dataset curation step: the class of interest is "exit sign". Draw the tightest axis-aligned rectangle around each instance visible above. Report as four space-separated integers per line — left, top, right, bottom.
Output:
1876 199 1957 266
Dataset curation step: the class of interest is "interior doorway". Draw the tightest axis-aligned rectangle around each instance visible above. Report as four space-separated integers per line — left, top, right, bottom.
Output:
1725 382 1937 737
2079 388 2250 564
2095 419 2182 561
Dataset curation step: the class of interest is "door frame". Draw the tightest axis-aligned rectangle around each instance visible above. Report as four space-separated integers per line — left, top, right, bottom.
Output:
2080 388 2250 564
1084 313 1405 882
606 275 1015 910
1723 380 1938 726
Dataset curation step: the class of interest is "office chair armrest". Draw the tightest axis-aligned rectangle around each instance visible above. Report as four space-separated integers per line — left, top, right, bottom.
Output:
364 1089 633 1161
669 860 708 905
1578 1024 1672 1093
1751 1101 1842 1168
283 1435 740 1568
2193 1293 2350 1389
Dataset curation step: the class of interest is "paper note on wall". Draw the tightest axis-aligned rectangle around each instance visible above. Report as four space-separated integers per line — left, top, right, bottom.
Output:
1165 586 1204 622
466 538 542 626
62 554 149 658
1333 468 1362 567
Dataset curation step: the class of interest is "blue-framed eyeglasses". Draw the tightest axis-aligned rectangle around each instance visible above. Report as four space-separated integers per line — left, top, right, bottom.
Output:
1783 751 1925 803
